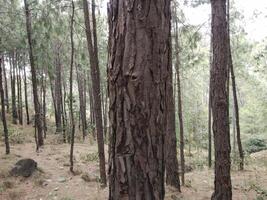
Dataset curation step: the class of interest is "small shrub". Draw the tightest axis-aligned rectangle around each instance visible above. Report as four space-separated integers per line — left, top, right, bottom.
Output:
9 130 26 144
245 138 267 154
80 152 99 162
3 181 14 189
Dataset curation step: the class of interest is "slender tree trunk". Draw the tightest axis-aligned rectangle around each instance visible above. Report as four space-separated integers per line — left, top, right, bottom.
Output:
23 57 30 125
0 56 10 154
62 70 67 143
227 0 244 171
2 55 9 113
17 61 23 125
174 15 185 186
83 0 106 186
229 54 244 170
88 79 95 126
69 0 75 173
76 64 87 140
211 0 232 199
24 0 44 147
55 49 63 133
48 72 58 129
10 52 18 124
108 0 171 198
103 84 108 139
232 103 236 156
42 67 47 139
208 37 213 168
83 71 87 130
165 6 181 190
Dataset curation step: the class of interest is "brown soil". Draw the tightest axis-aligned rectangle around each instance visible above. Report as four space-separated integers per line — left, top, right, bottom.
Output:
0 132 266 200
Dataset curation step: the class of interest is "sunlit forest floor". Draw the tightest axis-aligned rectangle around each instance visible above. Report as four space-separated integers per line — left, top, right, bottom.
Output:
0 123 267 200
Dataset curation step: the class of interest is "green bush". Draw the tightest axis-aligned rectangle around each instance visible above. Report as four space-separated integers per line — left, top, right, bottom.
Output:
245 138 267 154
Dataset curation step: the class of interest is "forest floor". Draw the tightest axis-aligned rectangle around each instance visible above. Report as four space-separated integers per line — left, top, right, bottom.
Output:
0 125 267 200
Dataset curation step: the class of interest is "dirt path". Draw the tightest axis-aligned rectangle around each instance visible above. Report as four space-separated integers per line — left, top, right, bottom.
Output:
1 138 267 200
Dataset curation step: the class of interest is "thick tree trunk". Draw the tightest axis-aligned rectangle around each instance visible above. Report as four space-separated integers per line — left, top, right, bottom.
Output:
211 0 232 199
24 0 44 147
23 58 30 125
108 0 171 198
0 56 10 154
83 0 106 186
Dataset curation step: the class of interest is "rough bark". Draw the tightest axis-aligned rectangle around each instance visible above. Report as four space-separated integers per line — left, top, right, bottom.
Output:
211 0 232 199
24 0 44 147
83 0 106 185
0 56 10 154
108 0 171 198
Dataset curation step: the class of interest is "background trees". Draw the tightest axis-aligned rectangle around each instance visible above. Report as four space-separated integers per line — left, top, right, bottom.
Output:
0 0 266 198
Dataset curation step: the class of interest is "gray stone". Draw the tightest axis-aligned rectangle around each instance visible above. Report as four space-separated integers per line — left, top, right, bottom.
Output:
10 159 37 177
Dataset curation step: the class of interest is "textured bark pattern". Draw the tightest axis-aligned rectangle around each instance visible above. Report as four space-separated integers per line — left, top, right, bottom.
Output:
211 0 232 199
108 0 171 198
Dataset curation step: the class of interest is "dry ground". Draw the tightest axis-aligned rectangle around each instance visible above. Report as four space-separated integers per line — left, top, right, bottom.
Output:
0 127 267 200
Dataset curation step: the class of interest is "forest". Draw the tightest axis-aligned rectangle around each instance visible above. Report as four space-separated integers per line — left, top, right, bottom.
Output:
0 0 267 199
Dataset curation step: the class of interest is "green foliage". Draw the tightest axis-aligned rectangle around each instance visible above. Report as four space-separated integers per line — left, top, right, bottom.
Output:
245 138 267 154
80 152 99 162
